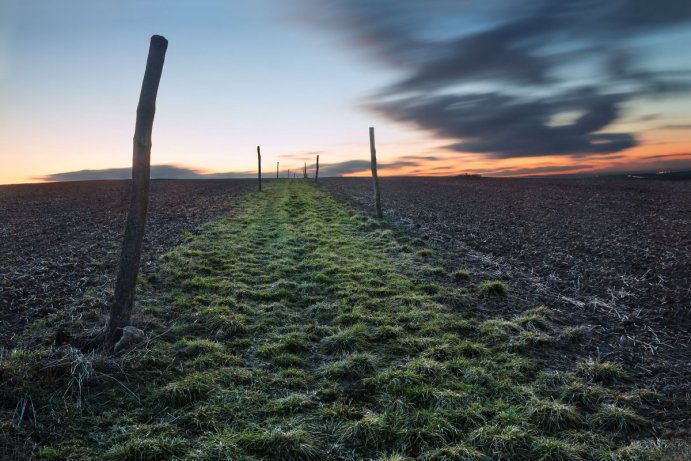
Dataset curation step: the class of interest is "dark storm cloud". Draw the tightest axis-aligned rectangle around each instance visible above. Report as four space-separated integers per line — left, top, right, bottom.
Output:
39 165 255 182
298 0 691 159
371 89 637 158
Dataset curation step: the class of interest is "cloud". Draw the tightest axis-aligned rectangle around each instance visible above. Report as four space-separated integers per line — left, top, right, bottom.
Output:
317 159 421 176
488 164 594 177
278 151 322 161
371 90 637 158
39 165 256 182
39 159 427 182
314 160 369 176
397 154 442 161
640 152 691 160
297 0 691 159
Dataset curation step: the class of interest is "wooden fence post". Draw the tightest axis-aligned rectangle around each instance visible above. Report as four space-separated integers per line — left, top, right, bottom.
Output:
314 154 319 183
369 127 383 218
104 35 168 350
303 162 307 179
257 146 262 191
277 162 279 179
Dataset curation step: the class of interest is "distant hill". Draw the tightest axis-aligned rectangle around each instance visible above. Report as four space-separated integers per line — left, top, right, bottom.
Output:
519 170 691 180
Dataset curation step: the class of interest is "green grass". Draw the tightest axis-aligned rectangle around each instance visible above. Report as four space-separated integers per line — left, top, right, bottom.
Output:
423 265 447 276
477 280 509 296
1 181 667 460
452 269 472 280
577 359 628 384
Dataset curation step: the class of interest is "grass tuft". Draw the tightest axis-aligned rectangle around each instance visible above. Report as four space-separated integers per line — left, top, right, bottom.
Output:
525 398 583 432
106 435 188 460
158 371 217 406
577 359 627 384
237 427 321 460
323 323 371 353
452 269 471 280
589 404 646 431
325 352 377 380
477 280 509 296
531 437 584 461
424 444 488 460
559 381 612 409
174 338 225 357
469 424 532 458
515 311 553 332
424 266 447 276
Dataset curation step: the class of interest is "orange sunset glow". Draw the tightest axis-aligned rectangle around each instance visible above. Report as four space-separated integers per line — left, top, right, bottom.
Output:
2 1 691 184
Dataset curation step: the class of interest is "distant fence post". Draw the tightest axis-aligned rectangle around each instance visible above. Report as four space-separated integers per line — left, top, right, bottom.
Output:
104 35 168 351
303 162 307 179
369 127 383 218
314 154 319 183
276 161 279 179
257 146 262 191
288 168 290 179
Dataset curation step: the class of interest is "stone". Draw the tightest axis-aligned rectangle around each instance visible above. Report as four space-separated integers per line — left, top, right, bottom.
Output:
114 326 145 353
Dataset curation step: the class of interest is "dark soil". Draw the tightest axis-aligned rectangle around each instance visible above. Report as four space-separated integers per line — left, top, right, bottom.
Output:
322 176 691 435
0 179 254 350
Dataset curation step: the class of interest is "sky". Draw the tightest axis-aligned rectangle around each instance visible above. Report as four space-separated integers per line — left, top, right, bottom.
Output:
1 0 691 185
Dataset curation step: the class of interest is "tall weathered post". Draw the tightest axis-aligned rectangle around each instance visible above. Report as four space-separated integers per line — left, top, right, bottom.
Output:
257 146 262 191
288 168 290 178
303 162 307 179
104 35 168 350
369 127 383 218
314 154 320 183
277 162 279 179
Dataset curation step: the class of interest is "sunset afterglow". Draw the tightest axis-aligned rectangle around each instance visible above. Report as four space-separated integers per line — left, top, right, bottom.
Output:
1 1 690 184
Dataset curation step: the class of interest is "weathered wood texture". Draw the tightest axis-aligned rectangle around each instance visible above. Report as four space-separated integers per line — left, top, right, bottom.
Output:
257 146 262 191
105 35 168 350
369 127 383 218
315 155 320 183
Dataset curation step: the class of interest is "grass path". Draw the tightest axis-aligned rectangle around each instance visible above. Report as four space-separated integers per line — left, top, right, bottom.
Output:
4 181 673 460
